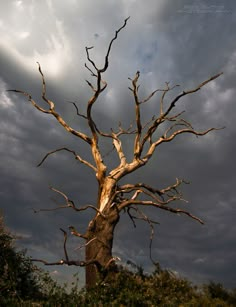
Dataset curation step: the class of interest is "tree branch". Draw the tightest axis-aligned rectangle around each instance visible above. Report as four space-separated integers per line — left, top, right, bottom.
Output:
139 72 223 156
37 62 55 110
120 199 204 224
8 63 92 144
127 206 159 264
144 126 224 160
60 228 69 262
50 187 106 216
31 258 103 268
7 89 51 114
67 101 87 119
116 178 203 224
84 18 130 183
31 228 101 268
32 186 106 217
111 131 127 168
37 147 97 172
100 17 130 73
69 226 88 240
132 71 142 157
74 237 97 250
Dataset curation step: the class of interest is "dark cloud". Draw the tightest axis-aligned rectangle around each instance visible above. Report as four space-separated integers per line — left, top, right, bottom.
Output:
0 0 235 288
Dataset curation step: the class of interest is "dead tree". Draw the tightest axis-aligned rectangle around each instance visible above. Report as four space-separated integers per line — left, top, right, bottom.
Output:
8 17 223 288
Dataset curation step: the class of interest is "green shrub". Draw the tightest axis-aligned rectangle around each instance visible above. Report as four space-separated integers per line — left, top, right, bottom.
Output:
1 212 235 306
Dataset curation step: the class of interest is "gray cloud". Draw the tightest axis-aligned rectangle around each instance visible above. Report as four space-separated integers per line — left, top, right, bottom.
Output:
0 0 236 288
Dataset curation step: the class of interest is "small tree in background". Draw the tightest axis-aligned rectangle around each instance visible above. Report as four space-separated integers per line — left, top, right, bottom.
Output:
8 17 223 287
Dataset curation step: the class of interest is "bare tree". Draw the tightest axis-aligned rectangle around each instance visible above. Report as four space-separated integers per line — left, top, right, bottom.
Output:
8 17 223 287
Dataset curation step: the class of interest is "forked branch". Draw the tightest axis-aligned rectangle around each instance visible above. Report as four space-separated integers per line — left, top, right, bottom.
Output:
31 229 101 268
117 178 203 224
121 199 204 224
133 72 224 158
83 17 130 183
32 186 106 218
31 227 117 272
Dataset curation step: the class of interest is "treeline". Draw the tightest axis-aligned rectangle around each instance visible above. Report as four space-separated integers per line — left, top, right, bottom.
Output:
1 213 235 306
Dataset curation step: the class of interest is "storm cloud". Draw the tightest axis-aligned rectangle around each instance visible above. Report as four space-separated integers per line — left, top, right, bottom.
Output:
0 0 236 287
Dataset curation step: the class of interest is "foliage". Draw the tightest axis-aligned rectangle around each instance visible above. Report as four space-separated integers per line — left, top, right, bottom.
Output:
78 263 236 306
0 212 42 304
1 212 236 306
0 212 82 306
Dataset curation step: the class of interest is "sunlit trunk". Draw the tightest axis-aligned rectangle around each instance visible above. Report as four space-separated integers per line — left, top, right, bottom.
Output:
85 208 119 288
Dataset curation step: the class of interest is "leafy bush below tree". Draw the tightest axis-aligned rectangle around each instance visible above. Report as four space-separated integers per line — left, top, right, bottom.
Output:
1 212 236 306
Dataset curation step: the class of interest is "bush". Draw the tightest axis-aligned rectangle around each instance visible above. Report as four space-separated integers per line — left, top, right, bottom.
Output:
78 263 236 306
1 212 235 306
0 213 43 305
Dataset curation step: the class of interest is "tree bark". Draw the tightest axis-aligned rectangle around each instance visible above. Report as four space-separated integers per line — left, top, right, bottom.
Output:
85 208 120 288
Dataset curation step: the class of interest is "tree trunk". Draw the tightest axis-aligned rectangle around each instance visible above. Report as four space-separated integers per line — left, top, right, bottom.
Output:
85 208 120 288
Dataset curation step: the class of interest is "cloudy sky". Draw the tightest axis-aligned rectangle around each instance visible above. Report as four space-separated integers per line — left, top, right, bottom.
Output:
0 0 236 288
